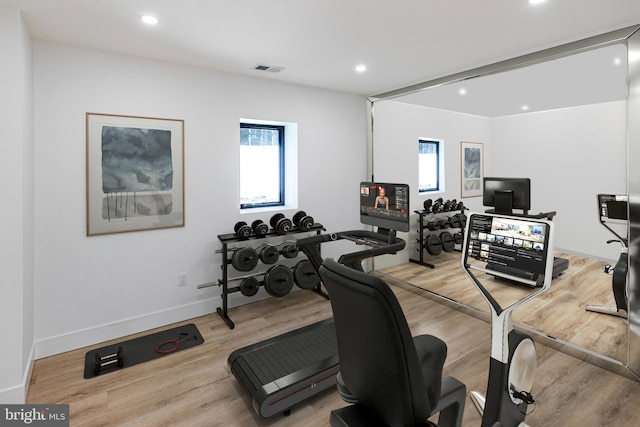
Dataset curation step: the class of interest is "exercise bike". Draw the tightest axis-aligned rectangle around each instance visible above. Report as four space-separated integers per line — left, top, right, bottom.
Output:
586 194 628 320
462 212 555 427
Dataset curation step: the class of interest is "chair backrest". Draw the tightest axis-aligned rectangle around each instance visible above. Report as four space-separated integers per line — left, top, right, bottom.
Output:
319 259 440 426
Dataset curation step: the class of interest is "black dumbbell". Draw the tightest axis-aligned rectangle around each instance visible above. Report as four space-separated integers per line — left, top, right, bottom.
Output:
440 231 455 252
231 247 258 271
240 276 260 297
251 219 269 237
281 244 299 258
423 199 433 213
424 234 442 256
443 200 453 211
93 346 124 376
292 211 315 231
270 213 292 234
432 198 444 213
234 221 251 239
453 232 464 245
259 244 279 265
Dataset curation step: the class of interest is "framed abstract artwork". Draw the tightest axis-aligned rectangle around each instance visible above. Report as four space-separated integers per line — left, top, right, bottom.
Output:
86 113 184 236
460 141 483 198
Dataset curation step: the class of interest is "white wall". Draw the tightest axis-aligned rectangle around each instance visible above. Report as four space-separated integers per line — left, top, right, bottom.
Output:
491 101 627 260
372 99 627 264
33 41 367 358
0 7 34 403
371 101 492 266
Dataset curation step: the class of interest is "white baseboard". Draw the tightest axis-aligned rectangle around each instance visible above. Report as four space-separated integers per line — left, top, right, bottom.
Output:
33 291 278 360
34 297 221 359
0 343 35 404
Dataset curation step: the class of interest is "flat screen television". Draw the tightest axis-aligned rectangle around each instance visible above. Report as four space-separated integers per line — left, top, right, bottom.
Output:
483 177 531 215
359 182 410 233
463 212 553 287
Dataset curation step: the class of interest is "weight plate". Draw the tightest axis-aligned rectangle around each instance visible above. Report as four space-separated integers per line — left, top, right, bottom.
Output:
270 213 285 228
298 215 314 230
231 247 258 272
264 265 294 297
234 221 251 239
450 214 462 229
252 220 269 237
293 259 320 290
275 218 292 234
440 231 455 252
240 276 260 297
281 244 299 258
425 234 442 256
453 232 464 245
292 211 306 225
440 217 451 229
259 245 279 264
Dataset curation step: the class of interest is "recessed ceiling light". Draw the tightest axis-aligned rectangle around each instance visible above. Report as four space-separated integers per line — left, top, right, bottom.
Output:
355 64 367 73
613 57 622 66
458 88 467 96
140 15 159 25
521 104 530 111
528 0 546 5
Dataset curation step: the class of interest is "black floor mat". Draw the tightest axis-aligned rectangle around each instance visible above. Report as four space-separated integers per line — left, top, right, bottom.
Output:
84 323 204 378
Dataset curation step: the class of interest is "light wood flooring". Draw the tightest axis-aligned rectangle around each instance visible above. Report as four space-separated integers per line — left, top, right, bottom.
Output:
27 254 640 426
379 251 627 362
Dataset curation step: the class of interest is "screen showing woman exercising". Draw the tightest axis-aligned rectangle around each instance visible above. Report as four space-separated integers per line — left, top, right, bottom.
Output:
359 182 410 232
464 213 549 276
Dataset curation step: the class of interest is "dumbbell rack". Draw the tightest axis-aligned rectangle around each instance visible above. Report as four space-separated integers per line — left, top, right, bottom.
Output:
216 223 325 329
410 209 466 268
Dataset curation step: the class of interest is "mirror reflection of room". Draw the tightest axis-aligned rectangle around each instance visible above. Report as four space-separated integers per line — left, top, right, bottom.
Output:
372 42 630 365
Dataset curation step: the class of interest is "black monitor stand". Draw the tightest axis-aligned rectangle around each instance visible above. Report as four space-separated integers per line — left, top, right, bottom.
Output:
377 227 397 247
494 190 514 215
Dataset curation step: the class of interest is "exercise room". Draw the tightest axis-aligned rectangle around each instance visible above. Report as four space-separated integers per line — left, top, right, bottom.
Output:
3 1 640 426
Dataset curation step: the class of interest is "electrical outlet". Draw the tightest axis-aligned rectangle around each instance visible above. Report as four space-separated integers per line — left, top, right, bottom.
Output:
178 273 187 287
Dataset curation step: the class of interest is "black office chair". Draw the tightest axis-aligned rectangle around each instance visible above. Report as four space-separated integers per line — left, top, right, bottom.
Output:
319 259 466 427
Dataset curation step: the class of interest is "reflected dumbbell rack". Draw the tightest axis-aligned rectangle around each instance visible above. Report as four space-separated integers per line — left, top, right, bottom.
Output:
216 216 325 329
410 198 467 268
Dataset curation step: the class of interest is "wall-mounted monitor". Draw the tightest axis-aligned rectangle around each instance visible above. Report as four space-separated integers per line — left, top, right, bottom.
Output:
359 182 410 233
483 177 531 215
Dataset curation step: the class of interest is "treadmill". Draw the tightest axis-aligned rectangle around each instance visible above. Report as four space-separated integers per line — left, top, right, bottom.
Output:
228 229 406 418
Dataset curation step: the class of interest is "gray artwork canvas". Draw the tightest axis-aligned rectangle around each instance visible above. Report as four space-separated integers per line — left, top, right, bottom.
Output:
101 126 173 220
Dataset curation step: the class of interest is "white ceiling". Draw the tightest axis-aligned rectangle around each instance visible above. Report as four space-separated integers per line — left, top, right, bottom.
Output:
2 0 640 114
392 43 630 117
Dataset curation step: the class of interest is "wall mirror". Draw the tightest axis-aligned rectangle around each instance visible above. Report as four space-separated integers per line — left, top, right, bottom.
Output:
369 24 640 378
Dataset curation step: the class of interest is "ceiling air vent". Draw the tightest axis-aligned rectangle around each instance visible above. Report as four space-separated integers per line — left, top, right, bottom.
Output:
252 64 285 73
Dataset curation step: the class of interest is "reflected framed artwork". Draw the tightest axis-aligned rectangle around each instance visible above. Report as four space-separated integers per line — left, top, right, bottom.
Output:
86 113 184 236
460 141 483 198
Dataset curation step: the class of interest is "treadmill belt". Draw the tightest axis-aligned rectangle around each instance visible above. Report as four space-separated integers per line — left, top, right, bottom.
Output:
236 321 337 387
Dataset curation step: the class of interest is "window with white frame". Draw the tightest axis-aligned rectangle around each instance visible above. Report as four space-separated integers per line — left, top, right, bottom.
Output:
418 138 442 193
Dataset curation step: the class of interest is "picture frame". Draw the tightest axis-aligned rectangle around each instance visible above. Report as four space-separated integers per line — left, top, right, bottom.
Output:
460 141 483 198
86 113 185 236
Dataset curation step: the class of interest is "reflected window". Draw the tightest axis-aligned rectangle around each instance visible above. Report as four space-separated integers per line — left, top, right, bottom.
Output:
418 138 442 193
